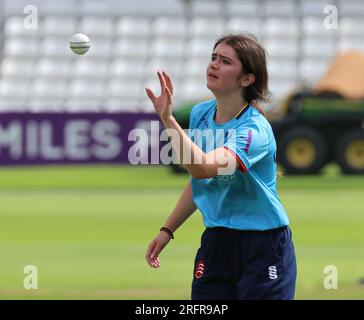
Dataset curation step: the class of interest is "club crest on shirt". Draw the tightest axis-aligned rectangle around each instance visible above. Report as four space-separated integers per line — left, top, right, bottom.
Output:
194 260 205 279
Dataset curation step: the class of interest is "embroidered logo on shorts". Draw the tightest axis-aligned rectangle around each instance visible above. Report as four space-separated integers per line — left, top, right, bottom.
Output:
195 260 205 279
268 266 278 280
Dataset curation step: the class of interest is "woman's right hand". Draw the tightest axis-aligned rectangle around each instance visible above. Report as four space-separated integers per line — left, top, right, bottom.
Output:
145 231 172 268
145 71 174 123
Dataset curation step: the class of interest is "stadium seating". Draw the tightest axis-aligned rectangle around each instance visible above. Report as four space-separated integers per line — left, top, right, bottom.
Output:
146 58 183 80
72 59 109 79
299 59 330 84
35 58 71 78
226 0 259 17
152 17 187 39
226 18 262 40
115 17 150 39
339 0 364 17
42 16 77 36
27 98 65 112
1 57 34 78
0 0 363 112
301 0 331 16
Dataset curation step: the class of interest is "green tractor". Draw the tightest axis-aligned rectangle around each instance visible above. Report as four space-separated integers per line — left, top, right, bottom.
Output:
269 91 364 174
271 51 364 175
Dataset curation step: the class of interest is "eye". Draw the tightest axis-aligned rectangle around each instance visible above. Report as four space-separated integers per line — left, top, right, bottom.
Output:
211 55 216 61
223 59 231 65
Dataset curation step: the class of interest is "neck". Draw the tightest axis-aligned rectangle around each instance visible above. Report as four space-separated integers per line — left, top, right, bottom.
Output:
214 91 247 123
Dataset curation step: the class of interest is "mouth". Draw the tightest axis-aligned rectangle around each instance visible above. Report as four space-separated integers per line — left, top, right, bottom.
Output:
208 72 218 79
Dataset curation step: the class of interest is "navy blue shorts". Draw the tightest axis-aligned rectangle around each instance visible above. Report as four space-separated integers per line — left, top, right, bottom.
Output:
191 226 297 300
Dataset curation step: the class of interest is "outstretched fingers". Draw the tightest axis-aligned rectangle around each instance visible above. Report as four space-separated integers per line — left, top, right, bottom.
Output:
162 71 173 96
157 71 166 94
165 86 172 106
145 88 156 103
145 71 173 114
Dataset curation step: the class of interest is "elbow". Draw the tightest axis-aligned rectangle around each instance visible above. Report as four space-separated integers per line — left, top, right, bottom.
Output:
190 172 207 179
189 165 217 179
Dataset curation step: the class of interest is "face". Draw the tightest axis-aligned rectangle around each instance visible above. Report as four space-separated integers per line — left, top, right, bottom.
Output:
206 42 254 95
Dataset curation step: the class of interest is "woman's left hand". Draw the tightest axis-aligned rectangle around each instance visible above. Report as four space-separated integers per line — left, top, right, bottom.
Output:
145 70 174 123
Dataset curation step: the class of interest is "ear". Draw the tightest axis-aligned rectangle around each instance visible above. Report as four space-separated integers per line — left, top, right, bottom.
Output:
241 74 255 88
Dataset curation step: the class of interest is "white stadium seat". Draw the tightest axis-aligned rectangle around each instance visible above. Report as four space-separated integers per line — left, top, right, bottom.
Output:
302 17 336 37
41 36 73 57
263 0 297 17
190 0 222 16
79 16 114 37
103 99 140 112
301 0 330 16
339 18 364 37
0 99 26 111
338 38 364 52
112 0 183 16
138 99 158 113
85 39 112 58
4 38 39 57
35 58 71 79
150 38 184 58
1 58 34 78
268 59 297 80
68 80 105 99
30 80 67 99
226 18 262 39
339 0 364 17
188 38 215 58
114 38 149 58
64 98 103 112
27 98 65 112
115 17 150 38
106 79 142 99
72 59 109 79
33 0 76 15
227 0 259 16
299 59 330 83
79 0 114 15
109 59 146 79
182 58 209 79
152 17 187 38
180 79 212 102
43 16 77 36
0 79 29 98
263 18 299 38
269 81 297 101
264 39 298 59
189 18 225 38
146 58 183 79
4 16 39 37
302 38 336 58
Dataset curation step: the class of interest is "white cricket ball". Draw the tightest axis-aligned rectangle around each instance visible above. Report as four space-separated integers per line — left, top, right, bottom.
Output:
69 33 91 55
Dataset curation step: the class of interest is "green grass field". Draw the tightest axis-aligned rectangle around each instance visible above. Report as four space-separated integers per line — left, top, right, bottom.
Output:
0 164 363 300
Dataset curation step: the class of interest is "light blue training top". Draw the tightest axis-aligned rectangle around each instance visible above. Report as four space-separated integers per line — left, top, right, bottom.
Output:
188 99 289 231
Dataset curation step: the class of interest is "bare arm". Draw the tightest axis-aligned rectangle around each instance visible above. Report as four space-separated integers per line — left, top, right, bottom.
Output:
145 180 196 268
145 71 239 179
162 116 239 178
163 180 196 233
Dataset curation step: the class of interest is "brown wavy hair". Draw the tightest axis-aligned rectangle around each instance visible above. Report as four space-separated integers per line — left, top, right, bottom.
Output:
213 33 270 116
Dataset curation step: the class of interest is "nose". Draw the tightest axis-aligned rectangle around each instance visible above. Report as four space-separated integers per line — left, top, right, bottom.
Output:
210 60 218 70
